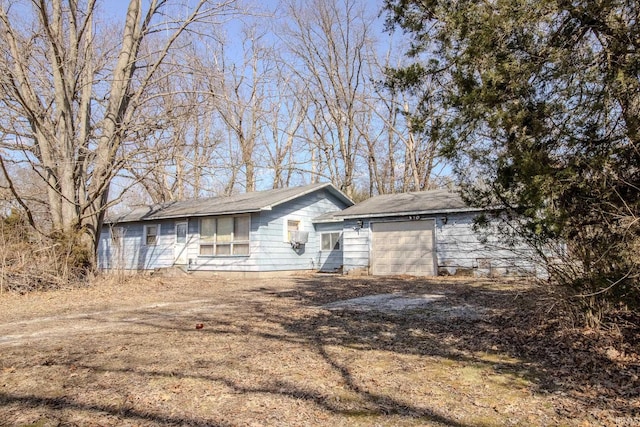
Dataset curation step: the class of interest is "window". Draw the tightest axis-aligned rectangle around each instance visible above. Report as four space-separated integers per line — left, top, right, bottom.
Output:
233 216 250 255
175 222 187 244
216 216 233 255
285 219 300 242
199 215 250 256
145 224 159 246
321 232 341 251
199 218 215 255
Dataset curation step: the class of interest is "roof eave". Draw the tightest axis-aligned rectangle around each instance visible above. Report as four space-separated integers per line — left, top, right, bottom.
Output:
108 208 263 224
312 218 344 224
337 207 485 220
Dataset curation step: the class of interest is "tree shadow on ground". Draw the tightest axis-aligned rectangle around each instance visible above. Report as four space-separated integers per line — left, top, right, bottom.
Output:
42 361 471 427
0 391 231 427
1 294 473 425
2 275 637 426
251 275 640 422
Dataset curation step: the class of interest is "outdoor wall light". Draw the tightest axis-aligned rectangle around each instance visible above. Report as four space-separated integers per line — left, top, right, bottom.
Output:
354 220 363 230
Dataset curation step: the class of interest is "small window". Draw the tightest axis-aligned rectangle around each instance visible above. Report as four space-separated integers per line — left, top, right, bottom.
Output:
199 244 214 256
176 222 187 244
321 232 341 251
200 218 215 242
216 217 233 243
216 244 231 255
145 225 159 246
235 216 250 240
215 216 233 256
286 219 300 242
233 244 250 255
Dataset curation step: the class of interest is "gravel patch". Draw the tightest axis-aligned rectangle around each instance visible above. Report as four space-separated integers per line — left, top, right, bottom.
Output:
322 292 487 320
322 293 446 311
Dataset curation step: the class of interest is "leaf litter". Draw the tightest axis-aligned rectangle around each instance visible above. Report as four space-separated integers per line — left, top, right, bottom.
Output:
0 274 637 426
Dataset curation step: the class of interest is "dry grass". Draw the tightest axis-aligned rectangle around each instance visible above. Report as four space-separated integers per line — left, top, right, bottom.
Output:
0 274 637 426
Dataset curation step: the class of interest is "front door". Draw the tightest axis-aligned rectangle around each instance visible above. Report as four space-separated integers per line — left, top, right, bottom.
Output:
174 221 188 265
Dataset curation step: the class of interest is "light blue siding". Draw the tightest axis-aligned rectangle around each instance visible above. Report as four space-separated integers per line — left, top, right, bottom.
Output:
189 189 349 272
186 213 260 272
256 190 348 272
98 189 540 277
342 219 371 274
436 213 540 276
314 222 344 272
97 230 111 270
97 219 176 271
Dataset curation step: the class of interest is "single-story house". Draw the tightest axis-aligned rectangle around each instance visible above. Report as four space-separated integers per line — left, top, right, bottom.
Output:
98 184 540 277
98 183 353 275
334 188 540 277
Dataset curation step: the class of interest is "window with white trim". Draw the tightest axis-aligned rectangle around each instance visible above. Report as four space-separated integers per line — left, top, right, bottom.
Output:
145 224 159 246
321 232 341 251
199 215 250 256
284 218 301 242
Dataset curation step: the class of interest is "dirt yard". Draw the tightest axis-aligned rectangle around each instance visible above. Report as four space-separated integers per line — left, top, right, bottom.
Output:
0 274 637 426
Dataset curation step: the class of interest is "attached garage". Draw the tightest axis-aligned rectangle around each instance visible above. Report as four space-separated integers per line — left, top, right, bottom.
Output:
371 220 436 276
337 188 540 278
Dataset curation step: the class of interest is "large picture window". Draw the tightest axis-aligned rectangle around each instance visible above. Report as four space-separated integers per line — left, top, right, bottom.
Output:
199 215 251 256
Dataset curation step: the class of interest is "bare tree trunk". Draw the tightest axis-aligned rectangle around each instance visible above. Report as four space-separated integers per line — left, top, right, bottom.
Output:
0 0 238 268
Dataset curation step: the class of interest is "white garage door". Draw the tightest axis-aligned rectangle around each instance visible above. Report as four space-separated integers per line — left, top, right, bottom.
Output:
371 220 436 276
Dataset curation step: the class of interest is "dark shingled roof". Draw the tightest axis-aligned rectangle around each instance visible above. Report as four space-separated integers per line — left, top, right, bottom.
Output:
335 188 477 219
108 183 353 223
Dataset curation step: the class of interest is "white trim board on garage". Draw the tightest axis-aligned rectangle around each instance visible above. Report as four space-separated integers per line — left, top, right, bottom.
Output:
370 219 437 276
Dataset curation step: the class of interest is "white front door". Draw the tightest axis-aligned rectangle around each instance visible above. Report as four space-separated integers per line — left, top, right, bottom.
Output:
174 221 188 265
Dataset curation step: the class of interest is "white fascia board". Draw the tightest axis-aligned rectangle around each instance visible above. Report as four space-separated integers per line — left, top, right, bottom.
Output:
114 209 262 223
337 207 485 220
267 183 354 210
312 218 344 224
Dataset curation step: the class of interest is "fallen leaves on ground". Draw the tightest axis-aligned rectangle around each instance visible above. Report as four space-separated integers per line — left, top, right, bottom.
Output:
0 275 637 426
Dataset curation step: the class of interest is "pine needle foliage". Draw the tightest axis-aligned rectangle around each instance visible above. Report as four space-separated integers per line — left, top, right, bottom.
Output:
383 0 640 322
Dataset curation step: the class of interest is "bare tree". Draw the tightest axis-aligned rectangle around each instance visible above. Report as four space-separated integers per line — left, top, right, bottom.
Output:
121 49 224 204
364 33 447 195
281 0 373 198
0 0 237 267
202 25 274 193
262 59 309 189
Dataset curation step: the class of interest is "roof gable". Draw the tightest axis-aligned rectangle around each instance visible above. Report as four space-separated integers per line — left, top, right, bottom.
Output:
108 183 353 223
